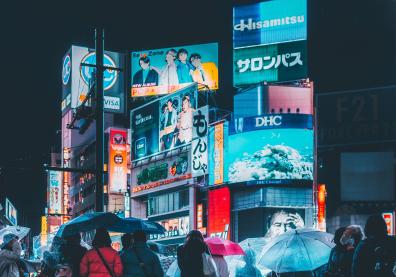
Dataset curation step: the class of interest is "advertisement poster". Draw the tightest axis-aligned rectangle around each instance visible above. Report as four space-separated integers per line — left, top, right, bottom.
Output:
150 216 190 240
61 49 72 114
5 198 17 226
108 128 128 193
69 46 125 113
131 84 198 160
191 106 209 177
48 171 63 214
382 213 394 235
209 122 229 186
208 187 231 239
233 40 307 86
264 208 305 239
227 128 313 184
233 0 307 48
131 43 218 96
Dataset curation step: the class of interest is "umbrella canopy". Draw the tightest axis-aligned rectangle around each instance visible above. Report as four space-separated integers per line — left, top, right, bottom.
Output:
257 228 334 273
204 237 245 256
0 226 30 242
56 212 122 237
166 260 180 277
110 217 166 234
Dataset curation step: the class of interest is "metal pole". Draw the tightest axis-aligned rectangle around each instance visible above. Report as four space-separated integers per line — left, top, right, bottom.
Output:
95 28 104 212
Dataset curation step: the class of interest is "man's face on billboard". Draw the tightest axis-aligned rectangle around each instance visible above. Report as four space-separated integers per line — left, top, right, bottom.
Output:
139 60 149 70
182 98 190 112
265 211 305 239
191 58 201 68
179 53 187 63
167 100 173 111
166 52 176 64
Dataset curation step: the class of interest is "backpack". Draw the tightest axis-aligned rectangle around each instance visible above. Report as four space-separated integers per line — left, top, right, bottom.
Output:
373 243 396 277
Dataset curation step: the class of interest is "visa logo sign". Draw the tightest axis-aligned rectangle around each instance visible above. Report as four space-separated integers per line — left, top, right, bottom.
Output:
104 96 120 110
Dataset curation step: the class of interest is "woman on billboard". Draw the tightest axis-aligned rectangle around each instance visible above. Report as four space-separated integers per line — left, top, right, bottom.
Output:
132 56 159 87
176 95 194 146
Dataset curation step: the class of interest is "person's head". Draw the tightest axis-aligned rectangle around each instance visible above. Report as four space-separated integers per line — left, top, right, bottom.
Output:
340 225 363 248
265 210 305 239
121 233 132 250
177 48 188 63
182 96 191 112
333 226 347 246
92 228 112 248
133 231 147 243
189 53 202 68
364 214 388 238
55 263 73 277
167 99 173 111
165 49 177 64
64 233 81 246
1 233 18 250
185 230 204 244
139 56 150 70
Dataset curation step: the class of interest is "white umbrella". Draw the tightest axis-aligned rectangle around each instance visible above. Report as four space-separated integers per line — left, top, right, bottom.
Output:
257 228 334 273
0 226 30 243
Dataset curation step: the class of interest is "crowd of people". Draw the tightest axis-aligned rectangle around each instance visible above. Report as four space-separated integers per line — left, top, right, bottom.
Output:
1 214 396 277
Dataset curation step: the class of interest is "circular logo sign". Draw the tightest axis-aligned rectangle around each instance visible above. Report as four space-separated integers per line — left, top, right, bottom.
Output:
80 52 118 90
62 55 71 85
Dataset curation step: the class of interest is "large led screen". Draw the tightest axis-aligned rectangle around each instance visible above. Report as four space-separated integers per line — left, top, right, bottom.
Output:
130 84 198 160
233 0 307 48
131 43 218 97
234 40 307 86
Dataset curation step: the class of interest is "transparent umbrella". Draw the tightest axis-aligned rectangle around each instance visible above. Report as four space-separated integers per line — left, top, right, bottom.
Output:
0 226 30 243
257 228 334 274
166 260 180 277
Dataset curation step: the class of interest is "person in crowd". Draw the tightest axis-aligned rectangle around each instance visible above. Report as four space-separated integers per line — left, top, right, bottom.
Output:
352 214 396 277
120 231 163 277
189 53 218 89
176 95 194 146
132 56 159 87
119 233 132 255
60 233 87 277
235 248 262 277
177 230 210 277
80 228 123 277
212 254 230 277
176 48 193 84
54 263 73 277
327 225 363 277
161 98 177 150
158 49 179 86
0 233 22 277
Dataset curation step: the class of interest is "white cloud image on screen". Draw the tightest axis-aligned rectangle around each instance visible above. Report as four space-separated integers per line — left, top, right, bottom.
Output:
227 129 313 183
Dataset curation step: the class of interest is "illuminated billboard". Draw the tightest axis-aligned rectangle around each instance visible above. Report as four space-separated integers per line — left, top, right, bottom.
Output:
234 40 307 86
233 0 307 48
131 43 218 97
5 198 17 226
149 216 190 240
61 46 125 114
48 171 63 214
108 128 128 193
208 187 231 239
130 84 198 160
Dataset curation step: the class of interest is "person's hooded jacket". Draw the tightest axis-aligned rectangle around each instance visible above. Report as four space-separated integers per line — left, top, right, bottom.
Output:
0 238 22 277
120 241 163 277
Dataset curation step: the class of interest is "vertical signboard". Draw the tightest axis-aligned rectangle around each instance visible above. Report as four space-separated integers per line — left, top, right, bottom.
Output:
109 128 128 193
208 187 231 239
41 216 48 245
317 184 326 232
5 198 17 226
214 123 224 185
48 171 63 214
192 106 209 177
382 212 394 235
61 49 72 114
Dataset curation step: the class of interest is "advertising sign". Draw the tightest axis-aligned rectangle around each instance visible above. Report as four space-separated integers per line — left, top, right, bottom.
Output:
131 84 198 160
150 216 190 240
41 216 47 245
191 106 209 177
317 184 327 232
208 187 230 239
131 43 218 97
264 208 305 239
214 123 224 185
234 40 307 86
233 0 307 48
382 212 394 235
131 153 191 194
61 49 72 114
5 198 17 226
227 128 313 185
108 128 128 193
67 45 125 113
48 171 63 214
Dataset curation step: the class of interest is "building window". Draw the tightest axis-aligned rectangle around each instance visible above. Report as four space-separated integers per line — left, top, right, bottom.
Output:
148 189 189 216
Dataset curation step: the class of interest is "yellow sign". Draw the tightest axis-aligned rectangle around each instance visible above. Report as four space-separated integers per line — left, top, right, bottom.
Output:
214 123 224 185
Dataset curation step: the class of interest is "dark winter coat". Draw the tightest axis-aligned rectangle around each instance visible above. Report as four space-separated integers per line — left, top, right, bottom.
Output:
177 240 208 277
327 245 354 276
61 243 87 277
352 235 396 277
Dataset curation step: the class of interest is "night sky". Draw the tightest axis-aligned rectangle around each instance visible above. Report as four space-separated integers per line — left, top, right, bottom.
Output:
0 0 395 235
